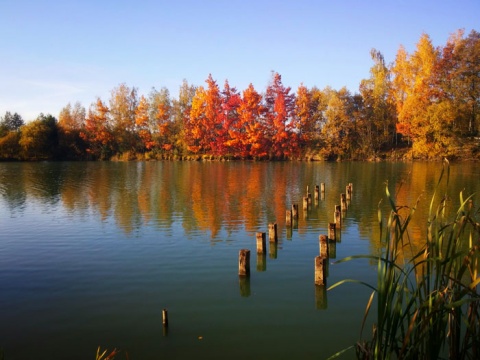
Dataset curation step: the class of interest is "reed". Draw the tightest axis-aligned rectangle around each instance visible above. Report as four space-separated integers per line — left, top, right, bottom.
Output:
329 160 480 359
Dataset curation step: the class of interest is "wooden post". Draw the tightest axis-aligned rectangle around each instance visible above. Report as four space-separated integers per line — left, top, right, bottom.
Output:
291 204 299 221
320 183 325 193
286 210 292 226
268 223 278 243
334 205 341 228
346 185 351 200
162 308 168 326
314 185 320 201
256 232 266 254
341 193 347 212
307 192 312 205
319 234 329 258
328 223 336 241
303 196 309 210
349 183 353 194
238 249 250 276
315 256 327 286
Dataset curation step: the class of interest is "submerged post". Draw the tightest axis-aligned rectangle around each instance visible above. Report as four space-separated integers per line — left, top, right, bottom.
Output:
328 223 336 242
334 205 341 228
256 232 266 254
346 185 352 200
319 234 329 258
286 210 292 226
291 204 299 221
320 183 325 193
314 185 320 201
162 308 168 326
303 196 309 211
341 193 347 212
315 256 327 286
268 223 278 243
238 249 250 276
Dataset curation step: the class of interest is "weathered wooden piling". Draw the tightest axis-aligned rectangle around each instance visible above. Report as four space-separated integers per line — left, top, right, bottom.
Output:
314 185 320 201
328 222 336 242
319 234 329 258
346 185 352 200
334 206 341 228
291 204 299 221
256 232 266 254
307 192 312 205
162 308 168 326
286 210 292 226
341 193 347 212
238 249 250 276
314 256 327 286
321 183 325 193
303 196 309 211
268 223 278 243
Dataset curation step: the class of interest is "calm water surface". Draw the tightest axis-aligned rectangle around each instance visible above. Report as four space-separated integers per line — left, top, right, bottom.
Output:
0 161 478 359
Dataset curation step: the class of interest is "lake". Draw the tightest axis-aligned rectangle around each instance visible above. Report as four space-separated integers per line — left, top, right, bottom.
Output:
0 161 478 359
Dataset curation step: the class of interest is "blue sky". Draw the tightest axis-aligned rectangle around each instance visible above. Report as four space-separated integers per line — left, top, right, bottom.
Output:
0 0 478 121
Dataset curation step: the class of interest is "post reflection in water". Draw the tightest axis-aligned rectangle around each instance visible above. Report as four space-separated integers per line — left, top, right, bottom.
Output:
256 253 267 272
315 285 328 310
239 276 251 297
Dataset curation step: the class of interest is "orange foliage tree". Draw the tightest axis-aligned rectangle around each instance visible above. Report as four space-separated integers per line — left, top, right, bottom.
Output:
81 98 114 159
264 72 297 158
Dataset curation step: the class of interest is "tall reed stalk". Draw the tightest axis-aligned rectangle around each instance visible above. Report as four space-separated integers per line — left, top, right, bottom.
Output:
329 160 480 359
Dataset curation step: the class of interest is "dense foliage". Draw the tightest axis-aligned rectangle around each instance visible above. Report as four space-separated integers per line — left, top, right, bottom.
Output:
1 30 479 161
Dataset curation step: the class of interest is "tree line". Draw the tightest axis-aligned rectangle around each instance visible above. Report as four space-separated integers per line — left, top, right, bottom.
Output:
1 29 479 161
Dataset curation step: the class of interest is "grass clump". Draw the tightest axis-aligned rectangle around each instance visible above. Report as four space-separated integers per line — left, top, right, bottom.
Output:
329 160 480 359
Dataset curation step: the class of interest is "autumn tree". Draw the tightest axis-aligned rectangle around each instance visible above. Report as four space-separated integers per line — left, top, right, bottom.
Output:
294 84 318 151
186 74 223 154
451 30 480 135
57 102 86 159
150 87 174 153
81 98 114 159
109 83 139 153
135 95 154 152
264 72 297 158
321 88 355 159
236 83 266 158
218 80 240 156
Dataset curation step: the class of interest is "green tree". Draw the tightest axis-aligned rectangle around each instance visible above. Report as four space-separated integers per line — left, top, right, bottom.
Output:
359 49 396 155
171 79 196 155
0 111 24 137
19 113 58 160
